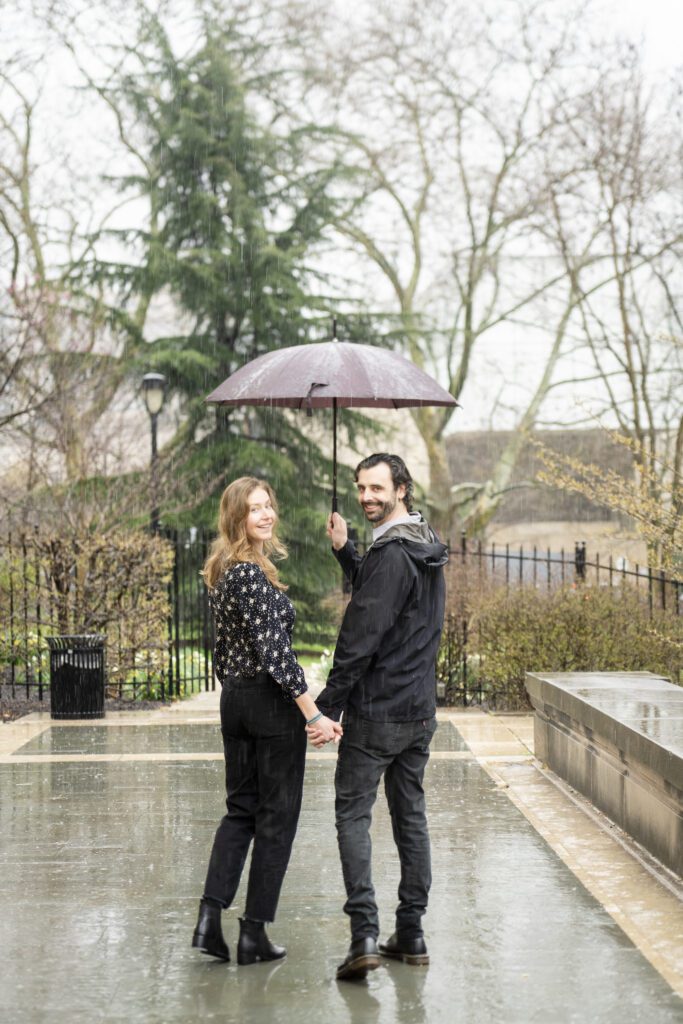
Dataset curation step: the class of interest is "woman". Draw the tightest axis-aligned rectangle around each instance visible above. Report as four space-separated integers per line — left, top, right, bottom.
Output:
192 477 340 966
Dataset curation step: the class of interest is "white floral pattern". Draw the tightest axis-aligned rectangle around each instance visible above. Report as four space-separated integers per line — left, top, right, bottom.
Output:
209 563 307 700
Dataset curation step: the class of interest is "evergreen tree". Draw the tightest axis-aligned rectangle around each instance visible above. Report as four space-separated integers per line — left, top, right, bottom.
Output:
87 13 358 635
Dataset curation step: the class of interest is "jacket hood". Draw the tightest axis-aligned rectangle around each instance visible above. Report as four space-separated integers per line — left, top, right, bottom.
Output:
373 514 449 568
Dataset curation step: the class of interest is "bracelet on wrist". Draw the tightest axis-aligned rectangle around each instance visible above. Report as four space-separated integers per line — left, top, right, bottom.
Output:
306 711 323 726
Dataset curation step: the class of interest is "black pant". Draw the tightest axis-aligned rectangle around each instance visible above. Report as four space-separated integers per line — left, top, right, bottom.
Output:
202 673 307 922
335 714 437 941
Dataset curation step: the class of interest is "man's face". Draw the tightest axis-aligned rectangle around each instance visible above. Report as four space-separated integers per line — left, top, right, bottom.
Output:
356 463 406 525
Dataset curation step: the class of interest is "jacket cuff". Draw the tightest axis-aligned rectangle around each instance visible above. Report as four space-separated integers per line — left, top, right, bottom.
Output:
316 703 343 722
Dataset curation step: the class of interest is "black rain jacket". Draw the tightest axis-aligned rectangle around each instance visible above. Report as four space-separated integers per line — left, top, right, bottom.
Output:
316 515 448 722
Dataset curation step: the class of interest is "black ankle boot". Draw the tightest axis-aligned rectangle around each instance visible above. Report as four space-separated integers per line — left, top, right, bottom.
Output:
191 899 230 961
237 916 286 965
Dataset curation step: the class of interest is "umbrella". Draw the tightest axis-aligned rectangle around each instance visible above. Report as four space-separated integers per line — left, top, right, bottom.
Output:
206 335 458 511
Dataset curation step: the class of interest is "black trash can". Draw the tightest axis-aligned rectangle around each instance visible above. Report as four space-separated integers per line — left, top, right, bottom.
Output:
47 635 106 720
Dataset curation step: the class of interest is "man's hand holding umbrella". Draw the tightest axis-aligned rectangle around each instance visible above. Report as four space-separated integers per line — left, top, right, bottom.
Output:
327 512 348 551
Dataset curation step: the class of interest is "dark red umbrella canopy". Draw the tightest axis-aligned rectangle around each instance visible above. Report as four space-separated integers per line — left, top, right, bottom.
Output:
206 340 458 510
205 341 457 409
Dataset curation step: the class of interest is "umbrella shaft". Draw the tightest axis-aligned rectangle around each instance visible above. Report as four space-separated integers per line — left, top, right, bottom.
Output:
332 399 338 513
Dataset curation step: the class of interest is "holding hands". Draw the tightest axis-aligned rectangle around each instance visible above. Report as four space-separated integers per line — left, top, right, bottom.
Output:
306 715 343 748
296 676 341 749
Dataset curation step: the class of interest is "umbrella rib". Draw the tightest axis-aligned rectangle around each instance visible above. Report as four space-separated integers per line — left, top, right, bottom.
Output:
340 345 380 405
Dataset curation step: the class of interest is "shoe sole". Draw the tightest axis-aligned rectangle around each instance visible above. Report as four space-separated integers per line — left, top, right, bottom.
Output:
379 948 429 966
237 953 287 966
336 954 381 981
192 935 231 962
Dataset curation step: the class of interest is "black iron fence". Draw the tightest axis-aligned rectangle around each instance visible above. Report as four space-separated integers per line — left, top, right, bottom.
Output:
0 527 214 704
3 525 682 709
437 535 683 708
164 527 214 699
448 535 682 606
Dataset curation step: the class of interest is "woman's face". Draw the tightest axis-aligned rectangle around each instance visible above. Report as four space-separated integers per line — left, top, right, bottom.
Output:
244 487 276 549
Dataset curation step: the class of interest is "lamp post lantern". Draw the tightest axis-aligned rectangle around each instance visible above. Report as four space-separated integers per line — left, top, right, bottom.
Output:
142 372 166 533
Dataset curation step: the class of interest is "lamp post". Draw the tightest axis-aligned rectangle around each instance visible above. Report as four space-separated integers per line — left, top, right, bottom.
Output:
142 372 166 533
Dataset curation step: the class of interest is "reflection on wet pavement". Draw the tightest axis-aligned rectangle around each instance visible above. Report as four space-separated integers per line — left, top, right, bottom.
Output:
13 722 226 756
1 722 682 1023
12 720 469 757
572 690 683 752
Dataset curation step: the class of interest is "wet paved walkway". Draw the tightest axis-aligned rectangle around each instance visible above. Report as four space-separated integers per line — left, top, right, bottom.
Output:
1 692 682 1023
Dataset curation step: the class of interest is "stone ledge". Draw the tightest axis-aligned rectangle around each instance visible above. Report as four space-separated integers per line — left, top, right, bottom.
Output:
525 671 683 878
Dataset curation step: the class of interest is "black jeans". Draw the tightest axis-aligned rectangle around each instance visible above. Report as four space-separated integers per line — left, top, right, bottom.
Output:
334 713 437 941
202 673 307 922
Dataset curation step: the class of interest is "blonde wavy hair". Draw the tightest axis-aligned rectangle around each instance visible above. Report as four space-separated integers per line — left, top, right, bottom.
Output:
202 477 288 591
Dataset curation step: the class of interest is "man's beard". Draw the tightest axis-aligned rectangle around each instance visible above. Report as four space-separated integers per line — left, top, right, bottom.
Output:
361 495 397 523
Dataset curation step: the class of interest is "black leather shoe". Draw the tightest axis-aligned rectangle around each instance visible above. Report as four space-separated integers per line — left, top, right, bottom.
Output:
237 917 286 966
191 900 230 961
336 937 381 980
379 932 429 965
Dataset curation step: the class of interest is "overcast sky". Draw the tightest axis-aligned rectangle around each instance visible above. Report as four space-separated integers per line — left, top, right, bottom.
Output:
3 0 682 441
606 0 683 70
468 0 683 432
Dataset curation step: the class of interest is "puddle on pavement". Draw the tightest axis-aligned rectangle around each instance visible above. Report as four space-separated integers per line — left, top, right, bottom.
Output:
13 720 469 757
14 722 225 756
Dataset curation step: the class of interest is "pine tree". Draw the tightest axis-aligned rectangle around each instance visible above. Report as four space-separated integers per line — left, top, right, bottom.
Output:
88 13 356 635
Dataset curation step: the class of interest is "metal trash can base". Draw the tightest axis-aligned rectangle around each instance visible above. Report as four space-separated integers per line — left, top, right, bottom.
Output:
47 635 106 720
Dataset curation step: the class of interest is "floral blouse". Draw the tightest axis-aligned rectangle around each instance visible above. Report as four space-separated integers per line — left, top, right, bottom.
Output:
209 562 307 701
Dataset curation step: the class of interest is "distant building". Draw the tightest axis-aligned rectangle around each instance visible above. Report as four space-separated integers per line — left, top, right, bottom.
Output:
445 428 645 561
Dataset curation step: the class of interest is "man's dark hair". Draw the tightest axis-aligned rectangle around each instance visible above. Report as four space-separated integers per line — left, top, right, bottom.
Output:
354 453 414 512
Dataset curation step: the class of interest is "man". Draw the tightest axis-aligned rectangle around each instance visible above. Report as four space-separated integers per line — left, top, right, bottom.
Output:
310 453 448 981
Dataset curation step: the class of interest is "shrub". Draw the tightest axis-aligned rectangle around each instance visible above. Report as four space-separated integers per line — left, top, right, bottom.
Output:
0 529 175 697
439 582 683 710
